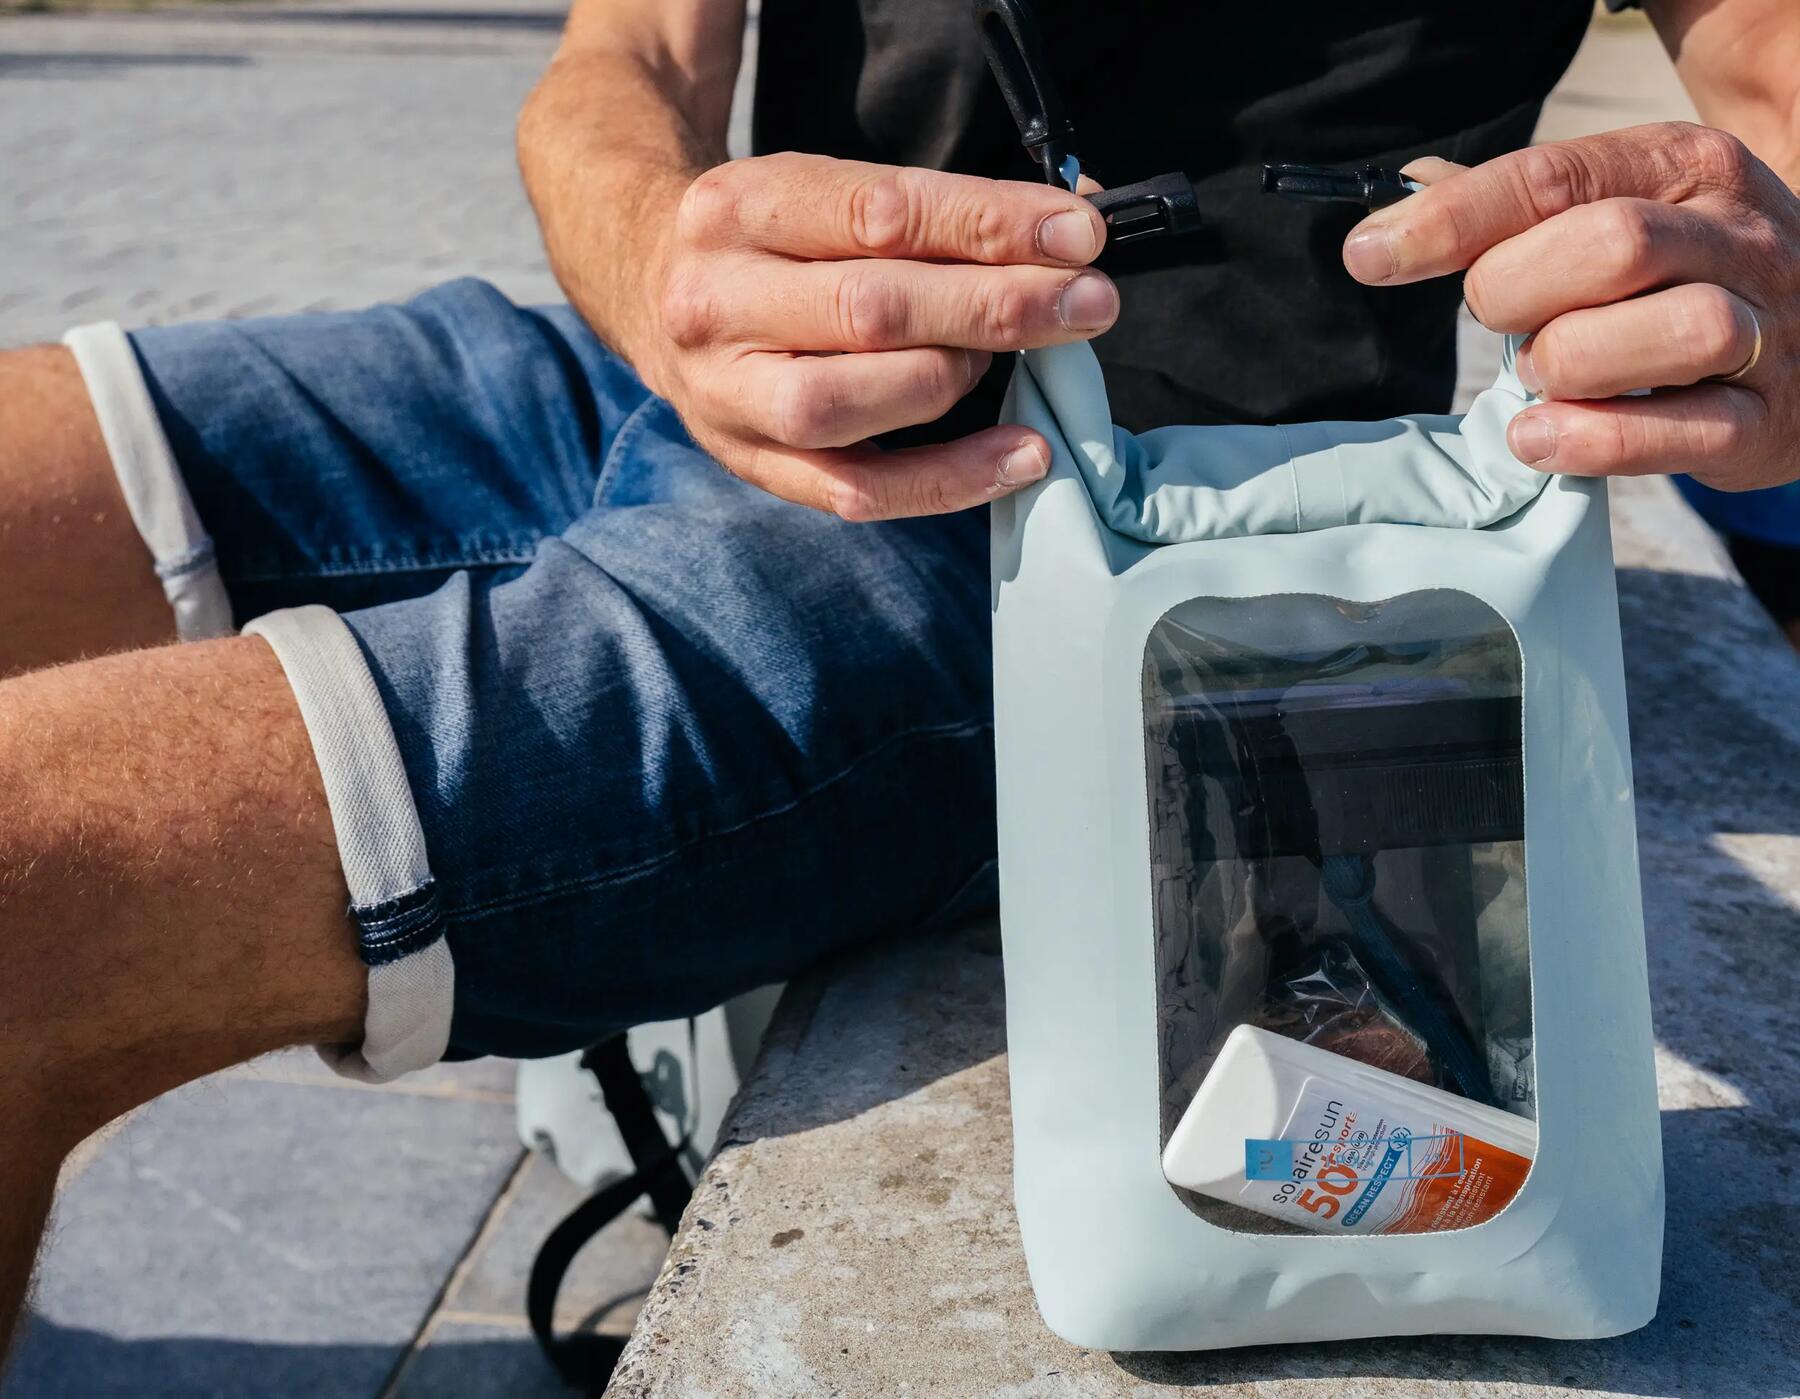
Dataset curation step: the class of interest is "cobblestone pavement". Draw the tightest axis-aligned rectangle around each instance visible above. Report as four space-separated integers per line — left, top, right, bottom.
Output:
0 6 1715 1399
3 0 567 347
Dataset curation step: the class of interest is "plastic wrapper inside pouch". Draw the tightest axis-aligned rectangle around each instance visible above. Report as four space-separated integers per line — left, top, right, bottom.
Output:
1256 941 1434 1083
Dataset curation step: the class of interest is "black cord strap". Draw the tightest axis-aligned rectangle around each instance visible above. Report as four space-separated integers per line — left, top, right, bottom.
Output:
527 1035 694 1394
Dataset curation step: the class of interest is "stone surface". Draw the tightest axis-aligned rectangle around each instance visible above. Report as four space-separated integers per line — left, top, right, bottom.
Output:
612 482 1800 1399
438 1151 670 1334
0 0 563 348
3 1074 523 1399
0 0 755 350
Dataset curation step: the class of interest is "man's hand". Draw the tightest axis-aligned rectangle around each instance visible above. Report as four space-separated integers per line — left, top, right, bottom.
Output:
1341 122 1800 492
642 153 1115 520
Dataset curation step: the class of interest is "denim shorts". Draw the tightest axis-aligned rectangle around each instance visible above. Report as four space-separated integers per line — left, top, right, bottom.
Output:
63 279 997 1080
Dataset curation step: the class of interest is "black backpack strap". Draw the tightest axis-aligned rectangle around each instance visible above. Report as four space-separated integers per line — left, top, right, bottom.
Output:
527 1034 694 1394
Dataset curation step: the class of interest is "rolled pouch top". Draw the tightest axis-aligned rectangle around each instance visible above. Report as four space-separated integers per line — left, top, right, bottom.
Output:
1013 334 1545 545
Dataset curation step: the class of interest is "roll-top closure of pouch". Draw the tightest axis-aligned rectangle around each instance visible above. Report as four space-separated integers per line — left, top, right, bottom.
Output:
1014 336 1547 544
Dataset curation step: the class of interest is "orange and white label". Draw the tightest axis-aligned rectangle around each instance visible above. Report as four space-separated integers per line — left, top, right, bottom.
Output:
1240 1076 1532 1234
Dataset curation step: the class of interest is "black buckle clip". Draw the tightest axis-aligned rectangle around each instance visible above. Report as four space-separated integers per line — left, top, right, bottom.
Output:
1088 173 1203 245
973 0 1200 246
1261 162 1423 212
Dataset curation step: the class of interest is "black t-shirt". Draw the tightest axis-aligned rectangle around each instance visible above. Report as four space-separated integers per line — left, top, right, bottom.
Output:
753 2 1591 439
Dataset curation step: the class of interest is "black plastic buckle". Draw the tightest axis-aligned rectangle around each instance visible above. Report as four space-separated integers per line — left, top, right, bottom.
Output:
1261 162 1422 212
1089 173 1203 245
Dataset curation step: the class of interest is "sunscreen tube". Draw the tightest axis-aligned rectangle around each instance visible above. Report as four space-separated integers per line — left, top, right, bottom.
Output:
1162 1025 1536 1234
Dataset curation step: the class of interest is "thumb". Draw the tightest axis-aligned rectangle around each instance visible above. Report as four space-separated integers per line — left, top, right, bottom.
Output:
1400 156 1469 188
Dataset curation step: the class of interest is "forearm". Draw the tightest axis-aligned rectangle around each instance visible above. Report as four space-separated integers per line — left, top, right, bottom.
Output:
1647 0 1800 186
517 2 743 387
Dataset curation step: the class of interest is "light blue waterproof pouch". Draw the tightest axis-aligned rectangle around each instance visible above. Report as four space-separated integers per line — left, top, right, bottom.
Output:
990 333 1664 1350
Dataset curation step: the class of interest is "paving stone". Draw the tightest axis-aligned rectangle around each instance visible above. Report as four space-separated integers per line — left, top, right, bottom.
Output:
382 1152 673 1396
386 1319 573 1399
0 0 756 349
2 1076 523 1399
440 1150 670 1334
0 2 564 348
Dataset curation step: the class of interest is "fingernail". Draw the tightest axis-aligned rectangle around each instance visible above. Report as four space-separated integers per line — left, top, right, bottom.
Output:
1038 209 1098 263
1058 272 1118 333
1400 156 1466 187
1343 223 1397 284
1515 342 1544 395
997 440 1050 490
1509 413 1557 466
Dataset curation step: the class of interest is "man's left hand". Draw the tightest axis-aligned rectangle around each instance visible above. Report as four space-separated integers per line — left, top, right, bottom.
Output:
1343 122 1799 492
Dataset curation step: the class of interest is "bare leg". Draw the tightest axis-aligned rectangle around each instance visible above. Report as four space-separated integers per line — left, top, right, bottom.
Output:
0 346 174 677
0 636 366 1359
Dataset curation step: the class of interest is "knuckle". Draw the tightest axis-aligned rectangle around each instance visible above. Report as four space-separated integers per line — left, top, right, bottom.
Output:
1681 123 1751 185
907 473 959 517
979 282 1034 344
845 172 914 256
657 264 719 349
829 471 882 522
1593 411 1635 470
768 366 840 448
675 166 740 245
964 194 1015 263
832 267 902 348
1597 201 1658 282
1513 144 1587 222
1680 285 1746 368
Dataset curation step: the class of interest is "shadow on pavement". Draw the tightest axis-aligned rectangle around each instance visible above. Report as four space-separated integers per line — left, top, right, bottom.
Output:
2 1317 572 1399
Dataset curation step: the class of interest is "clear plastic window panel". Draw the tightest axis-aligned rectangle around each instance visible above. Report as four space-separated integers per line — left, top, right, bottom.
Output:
1144 591 1534 1232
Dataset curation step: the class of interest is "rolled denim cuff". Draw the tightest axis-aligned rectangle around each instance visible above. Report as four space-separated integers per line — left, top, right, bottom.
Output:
244 604 456 1082
63 321 236 641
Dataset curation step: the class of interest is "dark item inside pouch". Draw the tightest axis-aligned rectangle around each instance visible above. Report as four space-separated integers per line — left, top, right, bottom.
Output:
1258 941 1434 1085
1144 590 1535 1231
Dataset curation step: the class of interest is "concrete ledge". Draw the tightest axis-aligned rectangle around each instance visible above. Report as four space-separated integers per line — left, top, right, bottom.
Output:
611 475 1800 1398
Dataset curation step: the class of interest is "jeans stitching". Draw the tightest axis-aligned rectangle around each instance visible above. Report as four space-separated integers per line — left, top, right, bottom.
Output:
354 879 439 930
231 542 544 584
446 716 995 926
352 881 445 965
361 918 444 966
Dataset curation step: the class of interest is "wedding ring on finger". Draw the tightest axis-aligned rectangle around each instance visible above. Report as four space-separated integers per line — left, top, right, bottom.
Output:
1711 305 1765 384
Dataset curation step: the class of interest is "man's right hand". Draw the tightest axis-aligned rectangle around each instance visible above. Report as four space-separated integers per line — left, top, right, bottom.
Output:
642 153 1116 520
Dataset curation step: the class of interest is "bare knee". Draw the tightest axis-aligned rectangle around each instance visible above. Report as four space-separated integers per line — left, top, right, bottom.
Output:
0 640 367 1144
0 345 174 677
